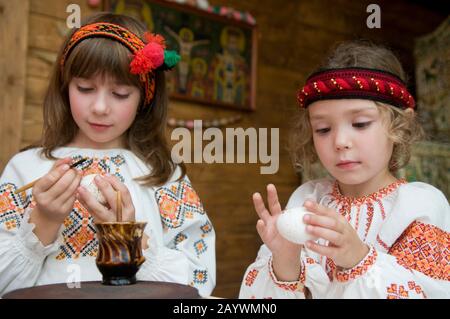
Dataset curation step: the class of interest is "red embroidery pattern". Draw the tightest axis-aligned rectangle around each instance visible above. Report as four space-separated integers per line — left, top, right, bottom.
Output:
389 221 450 281
387 281 427 299
330 179 406 235
331 179 407 207
326 257 337 281
376 199 386 220
408 281 427 298
335 246 378 282
245 269 259 286
386 283 409 299
376 235 390 251
363 202 374 241
268 258 301 292
354 205 361 232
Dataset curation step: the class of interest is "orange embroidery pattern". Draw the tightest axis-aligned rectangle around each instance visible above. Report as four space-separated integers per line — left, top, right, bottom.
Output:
335 246 377 282
326 257 337 281
330 179 406 232
375 199 386 220
363 202 374 241
386 283 409 299
408 281 427 298
386 281 427 299
0 183 27 230
268 258 301 292
56 154 126 259
56 201 98 260
155 177 205 229
376 235 390 251
245 269 259 286
331 179 407 206
388 221 450 281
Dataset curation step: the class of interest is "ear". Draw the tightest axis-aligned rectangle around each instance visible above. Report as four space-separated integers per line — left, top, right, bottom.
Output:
404 108 414 115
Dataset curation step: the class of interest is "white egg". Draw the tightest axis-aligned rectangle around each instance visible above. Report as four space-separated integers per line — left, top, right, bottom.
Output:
80 174 107 205
276 206 317 244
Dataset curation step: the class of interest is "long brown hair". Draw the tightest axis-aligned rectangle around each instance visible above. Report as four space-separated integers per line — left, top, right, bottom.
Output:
25 12 185 186
288 40 425 178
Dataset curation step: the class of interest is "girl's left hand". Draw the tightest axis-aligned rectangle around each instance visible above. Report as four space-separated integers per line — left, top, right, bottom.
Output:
76 174 135 223
303 200 369 270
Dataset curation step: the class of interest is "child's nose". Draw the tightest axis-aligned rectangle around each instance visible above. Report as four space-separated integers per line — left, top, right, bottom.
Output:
91 94 109 115
334 130 352 150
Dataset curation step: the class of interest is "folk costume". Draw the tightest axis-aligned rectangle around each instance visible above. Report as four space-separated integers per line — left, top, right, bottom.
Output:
239 68 449 299
0 22 215 297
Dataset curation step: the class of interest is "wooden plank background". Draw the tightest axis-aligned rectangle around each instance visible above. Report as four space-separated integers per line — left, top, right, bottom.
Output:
0 0 29 170
0 0 446 298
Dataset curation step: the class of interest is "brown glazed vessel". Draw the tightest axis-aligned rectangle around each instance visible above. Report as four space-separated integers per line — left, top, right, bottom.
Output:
95 222 147 286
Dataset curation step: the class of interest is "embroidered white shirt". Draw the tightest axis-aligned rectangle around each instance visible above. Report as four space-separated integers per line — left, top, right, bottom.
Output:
239 178 450 299
0 147 216 297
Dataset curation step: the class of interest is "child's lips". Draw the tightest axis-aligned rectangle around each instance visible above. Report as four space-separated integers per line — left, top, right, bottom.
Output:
336 161 361 169
89 122 112 132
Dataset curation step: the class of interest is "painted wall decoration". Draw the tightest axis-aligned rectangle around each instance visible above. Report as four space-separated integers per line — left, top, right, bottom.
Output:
106 0 258 111
414 16 450 143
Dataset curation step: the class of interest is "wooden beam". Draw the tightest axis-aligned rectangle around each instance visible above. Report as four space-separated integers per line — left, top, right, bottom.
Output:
0 0 29 171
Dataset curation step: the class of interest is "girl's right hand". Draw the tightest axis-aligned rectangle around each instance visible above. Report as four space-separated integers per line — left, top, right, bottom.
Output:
253 184 302 255
253 184 303 281
32 157 82 225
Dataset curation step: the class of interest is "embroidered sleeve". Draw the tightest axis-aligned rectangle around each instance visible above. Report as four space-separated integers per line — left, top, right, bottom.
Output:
152 175 216 296
388 221 449 281
327 222 450 299
0 183 29 231
335 246 378 282
267 256 305 293
0 157 61 296
239 245 310 299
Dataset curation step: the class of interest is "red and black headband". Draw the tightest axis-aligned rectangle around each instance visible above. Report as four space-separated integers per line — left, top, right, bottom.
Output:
297 67 415 110
60 22 180 106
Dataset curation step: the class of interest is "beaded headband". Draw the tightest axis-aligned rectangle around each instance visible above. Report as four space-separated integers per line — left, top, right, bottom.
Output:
297 67 415 110
60 22 180 106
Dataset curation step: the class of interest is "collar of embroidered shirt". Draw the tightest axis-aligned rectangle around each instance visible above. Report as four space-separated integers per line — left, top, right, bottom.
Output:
331 179 407 205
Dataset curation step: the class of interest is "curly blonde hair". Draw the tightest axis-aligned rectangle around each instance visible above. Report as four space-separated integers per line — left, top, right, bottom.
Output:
288 40 425 179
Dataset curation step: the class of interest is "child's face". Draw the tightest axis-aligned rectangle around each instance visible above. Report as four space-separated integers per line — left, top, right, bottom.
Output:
309 99 394 186
69 74 141 149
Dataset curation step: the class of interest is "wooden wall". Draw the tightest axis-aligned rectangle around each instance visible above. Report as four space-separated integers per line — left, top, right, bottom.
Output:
0 0 446 298
0 0 29 170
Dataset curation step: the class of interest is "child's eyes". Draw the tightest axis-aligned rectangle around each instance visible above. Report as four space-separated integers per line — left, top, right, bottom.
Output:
77 85 93 92
76 86 129 99
352 121 372 129
113 92 130 99
314 122 372 134
315 128 330 134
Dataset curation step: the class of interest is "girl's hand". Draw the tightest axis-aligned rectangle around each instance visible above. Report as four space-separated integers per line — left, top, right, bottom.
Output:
32 157 83 224
303 200 369 269
77 174 135 223
253 184 303 281
253 184 301 254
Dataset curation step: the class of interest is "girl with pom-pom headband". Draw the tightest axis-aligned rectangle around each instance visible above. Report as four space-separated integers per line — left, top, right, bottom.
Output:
60 22 180 106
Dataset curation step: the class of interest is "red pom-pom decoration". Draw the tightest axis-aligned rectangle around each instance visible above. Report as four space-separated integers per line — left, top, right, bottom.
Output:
130 33 165 75
130 50 154 74
145 33 166 48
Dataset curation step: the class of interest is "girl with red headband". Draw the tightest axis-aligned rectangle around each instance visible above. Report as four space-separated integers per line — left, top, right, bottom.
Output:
240 41 449 298
0 13 215 296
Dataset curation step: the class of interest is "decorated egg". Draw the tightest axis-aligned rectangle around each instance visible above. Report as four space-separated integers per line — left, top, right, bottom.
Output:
276 206 317 244
80 174 107 206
